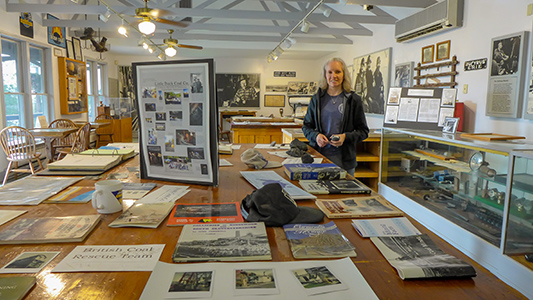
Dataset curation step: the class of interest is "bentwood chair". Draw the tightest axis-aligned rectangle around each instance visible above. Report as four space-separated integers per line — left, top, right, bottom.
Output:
48 118 77 159
56 122 91 159
94 114 114 147
0 126 44 186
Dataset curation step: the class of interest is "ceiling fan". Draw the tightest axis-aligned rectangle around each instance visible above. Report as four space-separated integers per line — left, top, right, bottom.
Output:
131 0 189 35
159 29 202 57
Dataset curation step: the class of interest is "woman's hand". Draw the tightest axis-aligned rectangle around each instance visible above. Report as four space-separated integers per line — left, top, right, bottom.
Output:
329 134 346 148
316 133 330 147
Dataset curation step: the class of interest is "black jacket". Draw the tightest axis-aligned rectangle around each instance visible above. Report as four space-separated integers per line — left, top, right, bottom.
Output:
302 88 369 169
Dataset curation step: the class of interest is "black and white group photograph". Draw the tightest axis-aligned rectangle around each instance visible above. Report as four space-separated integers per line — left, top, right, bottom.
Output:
353 48 391 115
216 73 260 107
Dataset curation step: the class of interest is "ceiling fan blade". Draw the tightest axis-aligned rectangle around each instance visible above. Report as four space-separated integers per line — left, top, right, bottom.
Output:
154 17 189 28
150 8 173 18
178 44 203 50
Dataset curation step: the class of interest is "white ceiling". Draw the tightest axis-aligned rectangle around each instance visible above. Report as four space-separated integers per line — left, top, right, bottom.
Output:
6 0 436 59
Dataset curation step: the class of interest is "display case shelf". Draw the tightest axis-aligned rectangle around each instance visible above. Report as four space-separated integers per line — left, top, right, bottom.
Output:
379 128 533 297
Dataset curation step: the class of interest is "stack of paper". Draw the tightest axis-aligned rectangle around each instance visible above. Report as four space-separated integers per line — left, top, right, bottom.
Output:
47 154 121 171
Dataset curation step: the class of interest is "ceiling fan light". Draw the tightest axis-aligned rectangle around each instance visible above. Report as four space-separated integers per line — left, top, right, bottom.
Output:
118 25 128 37
139 19 156 35
165 46 177 57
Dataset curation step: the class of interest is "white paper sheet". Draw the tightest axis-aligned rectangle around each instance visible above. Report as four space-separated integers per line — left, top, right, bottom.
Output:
219 159 233 166
0 210 26 226
140 258 378 300
417 98 441 123
282 158 323 165
53 244 165 272
398 97 420 122
352 217 422 237
137 185 189 204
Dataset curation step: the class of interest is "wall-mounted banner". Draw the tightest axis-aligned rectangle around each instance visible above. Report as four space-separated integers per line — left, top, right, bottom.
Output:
464 58 487 71
273 71 296 77
19 12 33 38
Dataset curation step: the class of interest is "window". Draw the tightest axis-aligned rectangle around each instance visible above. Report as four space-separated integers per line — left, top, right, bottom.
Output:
1 37 50 128
86 60 108 120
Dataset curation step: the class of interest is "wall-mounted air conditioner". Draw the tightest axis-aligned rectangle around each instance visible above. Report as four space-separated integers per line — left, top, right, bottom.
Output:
395 0 464 43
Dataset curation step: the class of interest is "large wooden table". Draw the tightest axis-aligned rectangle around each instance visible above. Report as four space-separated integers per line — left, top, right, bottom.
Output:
0 146 526 300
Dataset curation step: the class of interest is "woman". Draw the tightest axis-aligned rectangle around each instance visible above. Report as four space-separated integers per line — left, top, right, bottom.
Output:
302 57 369 176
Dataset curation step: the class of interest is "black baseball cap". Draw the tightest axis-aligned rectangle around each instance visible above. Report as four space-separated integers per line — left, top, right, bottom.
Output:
241 183 324 227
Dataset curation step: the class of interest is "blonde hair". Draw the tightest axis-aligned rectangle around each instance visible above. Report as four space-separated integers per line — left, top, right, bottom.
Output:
318 57 353 93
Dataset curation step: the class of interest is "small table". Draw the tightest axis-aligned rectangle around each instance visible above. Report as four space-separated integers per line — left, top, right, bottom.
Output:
74 121 111 129
30 128 78 162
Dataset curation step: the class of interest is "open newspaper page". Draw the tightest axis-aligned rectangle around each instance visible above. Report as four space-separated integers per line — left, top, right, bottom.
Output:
371 234 476 279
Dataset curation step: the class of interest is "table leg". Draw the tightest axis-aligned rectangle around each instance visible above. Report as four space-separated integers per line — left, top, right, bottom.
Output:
43 137 54 162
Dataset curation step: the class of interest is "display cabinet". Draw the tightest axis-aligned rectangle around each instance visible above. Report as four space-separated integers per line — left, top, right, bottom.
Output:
504 150 533 267
379 128 533 298
58 57 87 114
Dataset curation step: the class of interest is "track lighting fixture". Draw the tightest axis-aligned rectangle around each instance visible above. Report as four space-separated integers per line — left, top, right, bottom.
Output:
99 9 112 22
118 20 128 37
300 21 310 33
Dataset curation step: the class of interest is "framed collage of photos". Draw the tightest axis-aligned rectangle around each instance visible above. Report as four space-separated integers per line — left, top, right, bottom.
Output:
383 87 458 131
133 59 218 186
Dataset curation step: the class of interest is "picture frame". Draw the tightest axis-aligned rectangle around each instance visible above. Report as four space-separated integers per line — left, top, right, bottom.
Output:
264 94 285 107
422 45 435 64
352 47 392 115
66 40 74 59
216 73 260 108
72 37 82 61
53 48 62 57
393 61 414 87
436 40 451 61
46 14 66 48
134 59 218 186
442 117 459 134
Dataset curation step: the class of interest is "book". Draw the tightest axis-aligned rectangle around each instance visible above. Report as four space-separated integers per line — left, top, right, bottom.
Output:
0 210 26 226
218 144 233 155
352 217 421 238
284 163 347 180
371 234 477 280
0 276 36 300
109 202 175 228
167 202 243 226
79 148 136 160
47 154 121 171
240 171 316 200
0 215 101 244
315 195 403 219
172 223 272 262
299 179 372 194
43 186 94 203
283 221 357 259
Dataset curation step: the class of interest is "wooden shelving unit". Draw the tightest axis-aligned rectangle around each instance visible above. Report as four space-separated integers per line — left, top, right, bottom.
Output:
354 131 381 191
414 55 460 88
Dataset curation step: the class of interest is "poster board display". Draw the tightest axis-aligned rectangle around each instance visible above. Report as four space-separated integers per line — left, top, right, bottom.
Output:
486 31 529 118
133 59 218 186
383 87 458 131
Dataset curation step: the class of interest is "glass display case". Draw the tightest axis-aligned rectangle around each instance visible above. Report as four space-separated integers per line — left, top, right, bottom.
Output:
380 128 533 249
504 150 533 266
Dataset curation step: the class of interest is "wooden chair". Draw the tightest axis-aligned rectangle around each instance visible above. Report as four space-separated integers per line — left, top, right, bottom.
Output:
49 118 77 159
94 114 114 147
56 123 91 159
0 126 44 186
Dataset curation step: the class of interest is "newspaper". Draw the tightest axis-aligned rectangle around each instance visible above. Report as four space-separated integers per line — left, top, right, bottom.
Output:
371 234 476 280
240 171 316 200
0 176 82 205
352 217 421 237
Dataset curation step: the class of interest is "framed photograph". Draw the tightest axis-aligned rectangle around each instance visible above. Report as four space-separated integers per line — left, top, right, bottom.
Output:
422 45 434 64
46 14 66 48
66 40 74 59
216 73 260 108
72 37 82 61
264 94 285 107
441 88 457 107
436 40 451 61
352 47 392 115
442 117 459 134
394 61 414 87
486 31 529 118
133 59 218 186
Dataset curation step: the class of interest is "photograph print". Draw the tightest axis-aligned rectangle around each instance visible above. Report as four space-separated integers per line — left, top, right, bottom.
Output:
191 73 204 93
168 271 213 294
169 110 183 121
164 91 182 105
353 48 391 115
189 103 203 126
147 145 163 166
164 156 193 172
491 34 522 76
394 62 414 88
0 251 59 273
176 129 196 146
216 73 260 107
235 268 277 292
187 147 205 160
164 135 175 152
